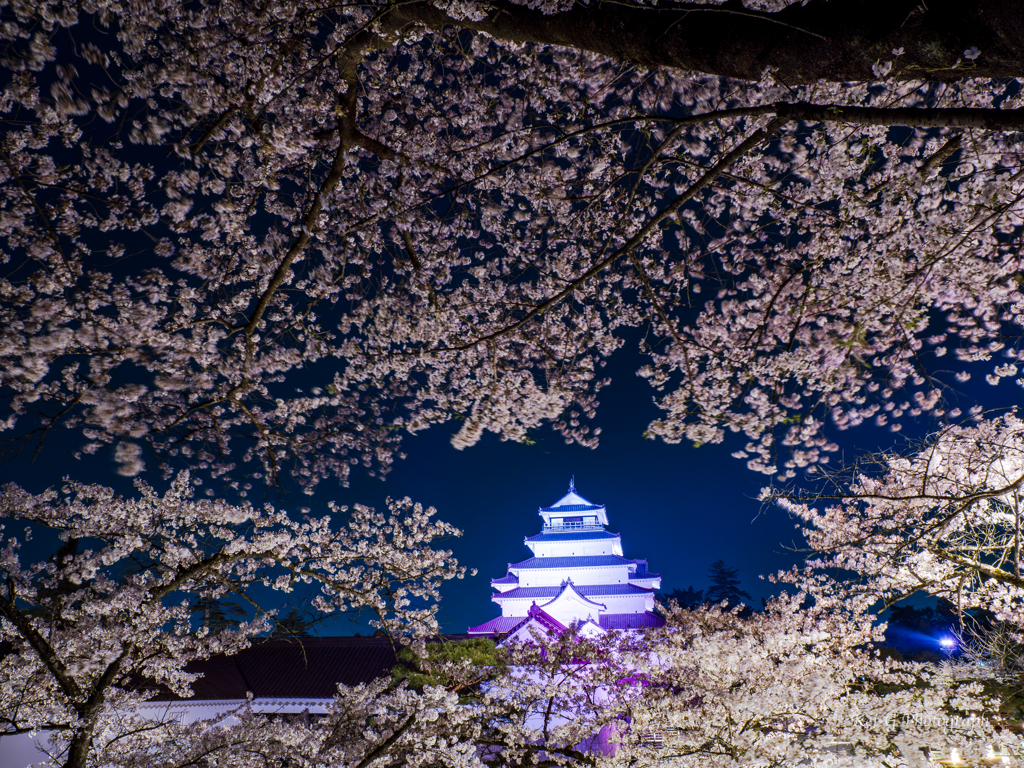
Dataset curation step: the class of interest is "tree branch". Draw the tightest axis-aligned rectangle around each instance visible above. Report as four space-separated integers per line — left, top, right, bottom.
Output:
926 546 1024 589
433 118 783 352
0 579 86 706
387 0 1024 85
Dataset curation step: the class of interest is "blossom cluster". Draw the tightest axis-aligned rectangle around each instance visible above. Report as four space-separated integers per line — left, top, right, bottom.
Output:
0 473 466 759
772 414 1024 627
2 1 1022 492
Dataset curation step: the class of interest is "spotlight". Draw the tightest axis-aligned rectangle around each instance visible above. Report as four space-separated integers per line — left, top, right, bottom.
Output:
939 636 956 651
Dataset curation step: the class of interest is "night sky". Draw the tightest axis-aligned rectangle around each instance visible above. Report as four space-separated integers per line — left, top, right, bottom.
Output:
285 340 1003 634
7 336 939 636
6 344 1005 636
2 29 1005 638
337 356 803 635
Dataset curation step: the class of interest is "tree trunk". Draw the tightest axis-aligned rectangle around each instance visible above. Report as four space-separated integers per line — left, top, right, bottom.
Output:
64 727 92 768
391 0 1024 84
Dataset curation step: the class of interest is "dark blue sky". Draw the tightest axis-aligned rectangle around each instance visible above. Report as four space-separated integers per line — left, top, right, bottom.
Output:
337 360 821 634
333 343 993 634
5 340 1003 635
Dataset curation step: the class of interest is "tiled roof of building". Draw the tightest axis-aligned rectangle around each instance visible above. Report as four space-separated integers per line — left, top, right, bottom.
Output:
469 610 665 636
510 555 633 570
539 503 602 512
467 616 526 634
145 637 402 701
491 573 519 585
525 530 619 542
597 611 666 629
539 488 604 513
495 584 653 600
547 580 608 610
631 560 660 579
507 603 569 636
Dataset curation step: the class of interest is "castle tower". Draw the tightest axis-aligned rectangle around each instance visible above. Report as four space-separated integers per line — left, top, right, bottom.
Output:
468 481 665 636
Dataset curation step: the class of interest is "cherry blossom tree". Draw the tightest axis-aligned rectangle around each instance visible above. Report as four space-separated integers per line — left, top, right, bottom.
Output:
0 476 1014 768
772 413 1024 630
379 0 1024 85
0 473 467 767
109 600 1016 768
452 596 1022 768
633 596 1022 768
85 680 488 768
2 0 1024 492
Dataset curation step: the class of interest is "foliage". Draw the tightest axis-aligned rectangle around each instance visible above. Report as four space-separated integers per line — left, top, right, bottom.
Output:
959 619 1024 678
1 478 1018 768
705 559 752 608
638 597 1019 768
773 414 1024 625
4 0 1024 764
770 413 1024 733
190 595 247 633
956 620 1024 726
270 606 315 638
888 602 961 636
655 585 704 611
391 637 504 699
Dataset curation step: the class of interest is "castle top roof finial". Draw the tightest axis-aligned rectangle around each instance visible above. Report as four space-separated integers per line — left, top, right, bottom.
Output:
569 475 575 493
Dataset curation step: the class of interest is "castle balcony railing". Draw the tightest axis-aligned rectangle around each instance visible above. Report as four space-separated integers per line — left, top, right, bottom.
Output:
542 522 605 532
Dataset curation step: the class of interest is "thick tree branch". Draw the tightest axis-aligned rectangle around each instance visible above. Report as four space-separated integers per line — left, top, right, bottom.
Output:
387 0 1024 84
773 103 1024 131
234 28 385 348
927 546 1024 589
0 580 86 706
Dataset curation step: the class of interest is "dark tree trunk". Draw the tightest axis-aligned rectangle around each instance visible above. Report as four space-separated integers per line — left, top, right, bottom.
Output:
64 727 92 768
391 0 1024 84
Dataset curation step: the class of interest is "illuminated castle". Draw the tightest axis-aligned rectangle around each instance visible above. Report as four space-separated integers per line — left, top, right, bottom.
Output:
468 481 665 638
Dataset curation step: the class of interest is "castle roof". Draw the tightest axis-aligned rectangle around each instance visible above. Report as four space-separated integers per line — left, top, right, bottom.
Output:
524 530 619 543
598 611 665 630
539 489 604 514
495 583 653 600
467 616 528 634
631 560 660 579
540 580 609 612
516 603 570 634
468 611 665 635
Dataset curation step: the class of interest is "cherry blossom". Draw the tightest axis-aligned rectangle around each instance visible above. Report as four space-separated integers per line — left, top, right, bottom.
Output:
770 413 1024 627
633 596 1021 768
0 473 466 766
1 1 1023 491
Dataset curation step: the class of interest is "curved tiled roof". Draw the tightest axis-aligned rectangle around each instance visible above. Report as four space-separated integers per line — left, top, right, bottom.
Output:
631 560 660 579
513 603 570 635
539 503 603 512
467 616 529 634
598 611 666 629
495 584 652 600
469 611 665 635
539 489 604 513
544 581 608 610
491 573 519 584
143 637 400 701
525 530 619 542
